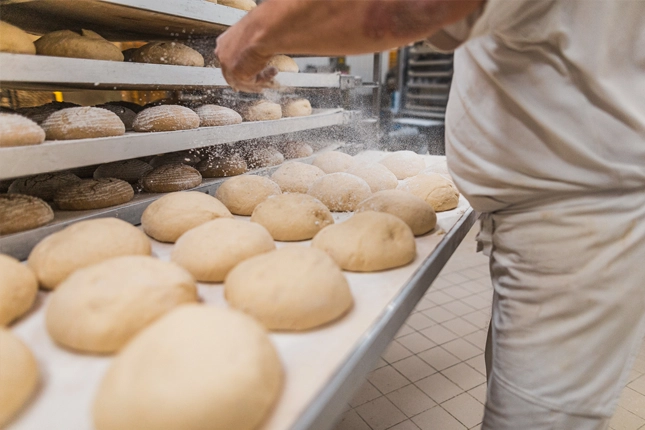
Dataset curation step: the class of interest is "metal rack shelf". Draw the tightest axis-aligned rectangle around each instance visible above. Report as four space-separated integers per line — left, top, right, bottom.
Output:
408 70 453 79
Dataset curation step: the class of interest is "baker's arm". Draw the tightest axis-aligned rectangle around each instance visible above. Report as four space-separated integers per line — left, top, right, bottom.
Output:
215 0 484 92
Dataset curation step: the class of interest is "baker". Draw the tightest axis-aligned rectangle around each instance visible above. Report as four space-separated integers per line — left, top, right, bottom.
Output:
215 1 645 428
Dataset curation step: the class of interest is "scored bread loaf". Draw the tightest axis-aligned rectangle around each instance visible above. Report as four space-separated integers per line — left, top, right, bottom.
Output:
130 42 204 67
35 29 124 61
281 98 312 117
0 194 54 235
9 172 81 201
41 107 125 140
0 21 36 55
133 106 200 132
238 100 282 122
54 178 134 210
279 141 314 159
93 159 153 183
17 101 80 125
0 114 46 147
246 147 284 169
140 164 202 193
192 105 242 127
149 151 201 168
95 104 136 131
196 154 247 178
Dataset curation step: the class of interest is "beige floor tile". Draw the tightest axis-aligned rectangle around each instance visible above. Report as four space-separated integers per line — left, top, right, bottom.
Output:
460 280 488 294
431 277 455 289
412 406 468 430
368 366 410 394
373 358 389 370
442 318 479 337
382 341 414 364
419 325 459 345
425 290 455 306
463 329 488 350
395 324 415 339
462 311 491 329
442 393 485 428
618 387 645 419
469 424 483 430
355 396 407 430
415 373 463 404
468 383 488 404
460 294 491 310
610 406 645 430
458 268 483 281
398 332 436 354
393 355 437 382
388 420 421 430
442 301 477 317
414 298 436 313
633 357 645 374
334 409 372 430
472 264 490 275
465 354 487 376
387 384 437 417
443 285 473 300
406 313 435 331
349 379 383 408
422 306 456 324
442 272 472 285
629 375 645 396
418 346 461 371
443 338 482 360
628 369 645 384
442 363 487 391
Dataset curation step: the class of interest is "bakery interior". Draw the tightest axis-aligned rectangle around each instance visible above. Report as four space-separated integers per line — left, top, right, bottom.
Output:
1 1 644 430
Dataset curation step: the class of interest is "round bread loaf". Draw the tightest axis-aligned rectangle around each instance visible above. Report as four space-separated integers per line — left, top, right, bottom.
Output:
142 191 233 243
193 105 242 127
0 329 38 428
27 218 151 290
307 173 371 212
0 254 38 326
17 101 80 125
267 54 299 73
149 151 201 168
225 247 352 330
399 172 460 212
0 194 54 235
69 164 101 179
140 164 202 193
281 98 312 117
130 42 204 67
347 162 398 193
35 29 123 61
215 175 281 216
93 159 153 183
41 107 125 140
251 193 333 241
218 0 257 10
356 189 436 236
93 305 282 430
379 151 426 179
9 172 81 201
54 178 134 210
95 104 136 130
239 100 282 122
133 105 200 132
279 141 313 159
171 218 275 282
46 256 198 354
312 212 416 271
312 151 356 173
270 162 325 193
0 21 36 54
196 154 247 177
0 114 45 147
104 100 144 113
246 147 284 169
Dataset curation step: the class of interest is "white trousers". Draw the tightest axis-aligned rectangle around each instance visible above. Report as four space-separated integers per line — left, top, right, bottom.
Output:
478 191 645 430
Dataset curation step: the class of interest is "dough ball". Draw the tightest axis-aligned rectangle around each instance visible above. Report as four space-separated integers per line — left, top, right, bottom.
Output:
171 218 275 282
196 154 247 177
267 54 299 73
0 113 45 147
251 193 333 241
0 194 54 235
149 151 201 167
225 247 352 330
93 305 282 430
312 212 416 271
28 218 151 290
46 256 198 353
130 42 204 67
238 100 282 122
399 172 459 212
246 147 284 169
95 104 136 131
356 189 436 236
312 151 356 173
215 175 281 216
379 150 426 179
93 159 153 183
270 161 325 193
142 191 233 243
0 21 35 54
281 98 312 117
0 255 38 326
218 0 257 10
54 178 134 210
307 172 371 212
17 101 79 125
279 140 313 159
9 172 81 201
0 329 38 428
346 162 398 193
41 107 125 140
133 105 200 132
193 105 242 126
35 29 123 61
140 164 202 193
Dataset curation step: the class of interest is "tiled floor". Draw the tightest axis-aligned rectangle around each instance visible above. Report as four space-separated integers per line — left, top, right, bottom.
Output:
334 225 645 430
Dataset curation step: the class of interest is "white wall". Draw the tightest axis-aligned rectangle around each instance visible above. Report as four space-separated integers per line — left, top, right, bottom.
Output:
294 53 389 83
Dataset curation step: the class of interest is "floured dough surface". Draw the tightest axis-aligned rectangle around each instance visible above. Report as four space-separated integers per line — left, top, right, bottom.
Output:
95 104 136 131
281 98 312 117
246 147 284 169
54 178 134 210
271 161 325 193
238 100 282 122
17 101 79 125
215 175 281 216
133 105 200 132
267 55 299 72
41 107 125 140
35 29 123 61
130 42 204 67
0 194 54 235
193 105 242 126
9 172 81 201
0 114 45 147
356 189 436 236
312 151 356 173
347 162 398 193
141 164 202 193
93 159 153 183
197 153 247 177
307 172 371 212
0 329 38 428
0 254 38 326
46 256 198 353
0 22 35 54
399 172 459 212
279 141 314 159
379 151 426 179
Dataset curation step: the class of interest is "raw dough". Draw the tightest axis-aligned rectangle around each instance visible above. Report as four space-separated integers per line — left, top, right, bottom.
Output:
225 247 352 330
193 105 242 126
312 151 356 173
312 211 416 271
271 161 325 193
0 22 36 54
35 29 123 61
246 146 284 169
27 218 151 290
0 194 54 235
238 100 282 122
0 329 38 428
0 254 38 326
95 104 136 131
54 178 134 210
218 0 257 10
149 151 201 167
93 159 153 183
251 193 333 241
399 172 459 212
130 42 204 67
356 189 436 236
281 98 312 117
9 172 81 201
215 175 281 216
46 256 198 353
347 162 398 193
93 305 282 430
267 55 299 73
171 218 275 282
307 172 371 212
140 164 202 193
279 140 313 159
17 101 79 125
196 153 247 177
133 105 200 132
379 150 426 179
142 191 233 243
0 114 45 147
41 107 125 140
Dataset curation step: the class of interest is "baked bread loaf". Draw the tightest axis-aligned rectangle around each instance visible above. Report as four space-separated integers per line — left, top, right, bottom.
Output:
346 162 398 193
270 161 325 193
379 150 426 179
267 54 299 73
41 107 125 140
215 175 281 216
399 172 459 212
238 100 282 122
0 254 38 326
196 154 247 177
312 151 356 173
133 105 200 132
279 140 313 159
54 178 134 210
35 29 124 61
218 0 257 10
0 113 45 147
93 159 153 183
281 98 312 117
0 329 38 428
95 104 136 130
149 151 201 167
130 42 204 67
0 194 54 235
0 21 36 54
356 189 436 236
9 172 81 201
307 172 371 212
140 164 202 193
246 146 284 169
17 101 79 125
193 105 242 127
